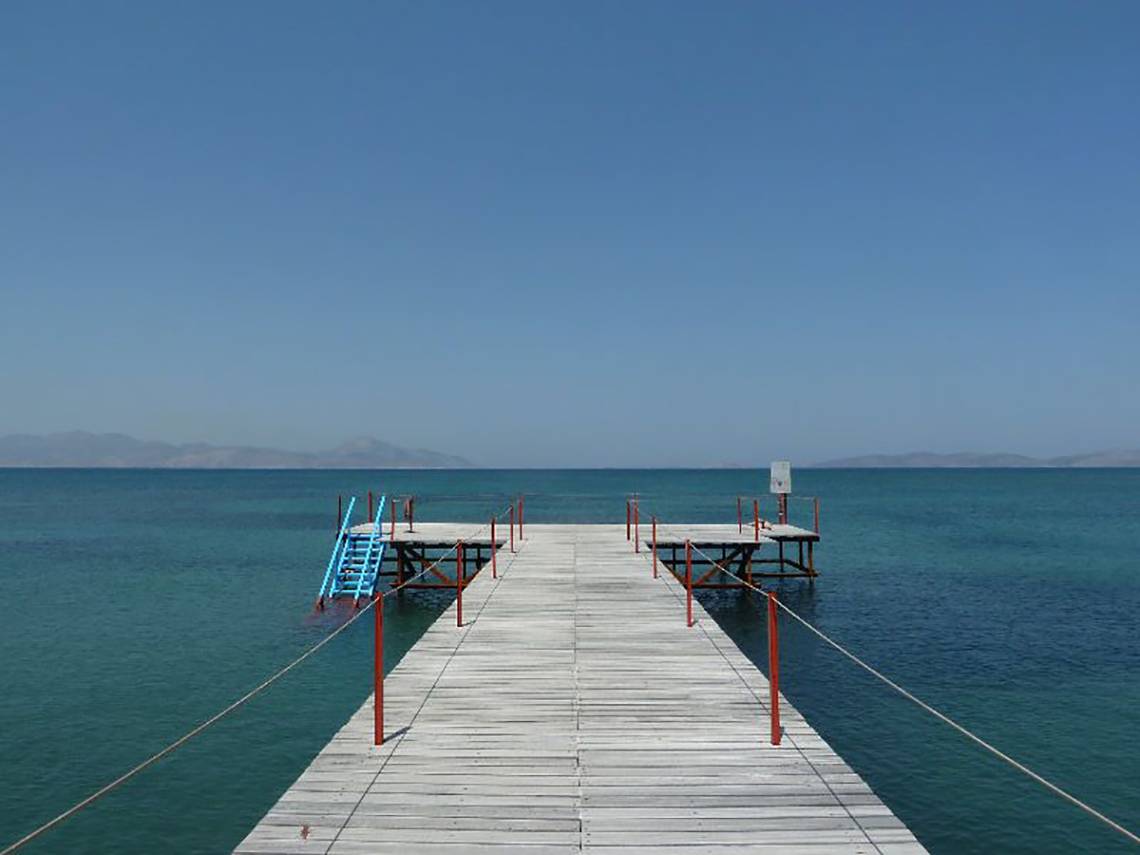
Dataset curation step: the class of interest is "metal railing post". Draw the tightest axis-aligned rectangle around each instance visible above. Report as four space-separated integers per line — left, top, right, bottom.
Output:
456 541 464 627
753 500 760 542
737 497 742 533
813 497 820 534
634 499 639 553
509 505 515 552
337 495 342 533
491 517 497 579
374 596 384 745
685 540 693 627
317 496 357 609
767 592 781 745
518 496 524 540
626 500 631 540
651 516 657 578
390 497 396 538
368 490 373 522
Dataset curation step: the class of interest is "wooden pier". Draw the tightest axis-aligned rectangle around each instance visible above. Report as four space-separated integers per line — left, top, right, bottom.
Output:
236 524 925 854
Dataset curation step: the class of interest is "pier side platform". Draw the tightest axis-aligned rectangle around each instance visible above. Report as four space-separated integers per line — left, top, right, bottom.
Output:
236 524 924 854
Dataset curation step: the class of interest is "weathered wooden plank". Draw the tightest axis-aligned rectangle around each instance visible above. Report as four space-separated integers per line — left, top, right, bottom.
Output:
234 524 923 853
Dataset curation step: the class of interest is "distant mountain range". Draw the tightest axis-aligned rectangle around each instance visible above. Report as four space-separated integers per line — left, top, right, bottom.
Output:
0 432 473 469
5 433 1138 469
812 450 1140 468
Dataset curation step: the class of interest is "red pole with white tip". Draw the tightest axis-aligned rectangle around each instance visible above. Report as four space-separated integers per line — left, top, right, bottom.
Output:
456 541 464 627
685 540 693 627
634 499 639 553
373 596 384 745
767 591 781 745
651 516 658 578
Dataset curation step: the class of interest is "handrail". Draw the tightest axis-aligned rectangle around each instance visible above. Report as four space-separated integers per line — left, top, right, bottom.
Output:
734 493 819 531
0 497 524 855
352 493 387 604
317 496 356 606
639 502 1138 847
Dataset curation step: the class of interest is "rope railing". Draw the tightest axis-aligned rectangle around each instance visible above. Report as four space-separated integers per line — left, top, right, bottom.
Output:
633 503 1139 847
0 498 521 855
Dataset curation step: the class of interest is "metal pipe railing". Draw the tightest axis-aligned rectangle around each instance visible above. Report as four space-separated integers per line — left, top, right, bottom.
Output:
767 591 781 745
317 496 356 608
352 493 387 604
651 516 658 579
685 540 693 628
456 540 464 627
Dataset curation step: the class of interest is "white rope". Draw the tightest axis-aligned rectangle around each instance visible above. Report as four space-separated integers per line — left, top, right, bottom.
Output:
770 593 1140 845
645 512 1140 847
0 504 514 855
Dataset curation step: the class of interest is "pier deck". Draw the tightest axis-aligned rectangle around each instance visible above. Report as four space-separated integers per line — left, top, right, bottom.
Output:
237 524 923 854
348 521 818 545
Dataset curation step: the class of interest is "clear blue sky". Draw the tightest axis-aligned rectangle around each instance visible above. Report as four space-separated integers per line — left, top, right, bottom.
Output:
2 1 1137 466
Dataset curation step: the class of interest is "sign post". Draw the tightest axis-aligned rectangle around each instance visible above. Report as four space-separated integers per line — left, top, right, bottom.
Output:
770 461 791 525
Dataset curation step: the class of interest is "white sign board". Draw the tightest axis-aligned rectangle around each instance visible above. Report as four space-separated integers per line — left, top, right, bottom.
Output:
770 461 792 494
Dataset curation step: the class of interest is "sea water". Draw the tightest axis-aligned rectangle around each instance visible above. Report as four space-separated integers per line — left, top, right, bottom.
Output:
0 468 1136 853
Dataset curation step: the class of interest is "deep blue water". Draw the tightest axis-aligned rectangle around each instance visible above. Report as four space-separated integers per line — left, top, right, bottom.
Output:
0 469 1136 853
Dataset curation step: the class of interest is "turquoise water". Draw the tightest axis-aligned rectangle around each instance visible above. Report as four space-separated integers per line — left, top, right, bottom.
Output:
0 469 1136 853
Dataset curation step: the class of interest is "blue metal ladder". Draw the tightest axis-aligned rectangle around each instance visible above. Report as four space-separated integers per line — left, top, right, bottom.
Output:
316 495 389 606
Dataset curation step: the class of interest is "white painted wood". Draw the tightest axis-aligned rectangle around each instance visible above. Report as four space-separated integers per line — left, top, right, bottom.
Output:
235 525 923 853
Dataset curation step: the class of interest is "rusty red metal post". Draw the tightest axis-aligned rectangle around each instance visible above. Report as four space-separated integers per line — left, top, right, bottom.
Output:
368 490 373 522
737 497 743 533
509 505 515 552
767 591 781 745
753 499 760 542
685 540 693 627
518 496 524 540
374 595 384 745
778 494 788 525
813 497 820 534
390 497 396 537
626 500 631 540
456 541 464 627
337 495 342 533
491 517 497 578
634 499 639 553
652 516 658 578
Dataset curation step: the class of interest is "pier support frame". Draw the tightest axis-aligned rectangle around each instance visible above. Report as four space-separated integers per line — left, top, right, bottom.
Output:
653 539 819 586
383 542 497 590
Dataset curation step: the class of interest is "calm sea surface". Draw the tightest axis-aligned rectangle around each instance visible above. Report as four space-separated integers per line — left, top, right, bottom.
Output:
0 469 1137 854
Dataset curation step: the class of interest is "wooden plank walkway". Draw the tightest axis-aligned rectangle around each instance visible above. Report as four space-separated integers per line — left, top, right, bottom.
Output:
235 524 925 854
